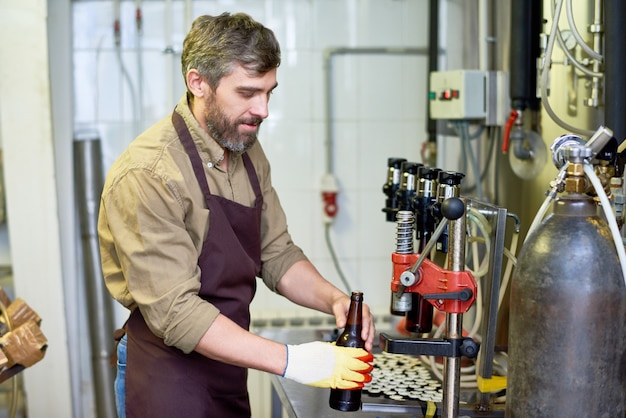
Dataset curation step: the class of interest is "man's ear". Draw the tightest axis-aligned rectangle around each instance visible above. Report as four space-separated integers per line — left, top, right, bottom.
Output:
186 69 205 97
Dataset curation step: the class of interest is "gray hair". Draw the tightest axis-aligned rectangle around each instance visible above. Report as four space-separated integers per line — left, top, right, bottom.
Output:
181 12 281 91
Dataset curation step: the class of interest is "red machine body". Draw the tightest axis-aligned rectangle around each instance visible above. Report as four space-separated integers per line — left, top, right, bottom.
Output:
391 252 477 314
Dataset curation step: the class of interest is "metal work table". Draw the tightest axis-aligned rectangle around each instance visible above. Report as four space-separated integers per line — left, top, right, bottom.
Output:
270 374 425 418
269 373 507 418
257 326 504 418
257 327 429 418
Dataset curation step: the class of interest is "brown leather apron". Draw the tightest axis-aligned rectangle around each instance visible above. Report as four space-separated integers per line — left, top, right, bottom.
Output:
124 110 263 417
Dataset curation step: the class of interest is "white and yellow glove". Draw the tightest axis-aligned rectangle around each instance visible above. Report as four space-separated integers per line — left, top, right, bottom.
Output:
282 341 374 389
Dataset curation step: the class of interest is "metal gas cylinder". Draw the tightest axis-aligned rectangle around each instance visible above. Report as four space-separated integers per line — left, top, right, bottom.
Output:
507 195 626 417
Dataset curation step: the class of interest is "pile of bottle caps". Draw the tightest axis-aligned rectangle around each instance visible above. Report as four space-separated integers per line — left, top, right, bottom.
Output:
364 351 443 403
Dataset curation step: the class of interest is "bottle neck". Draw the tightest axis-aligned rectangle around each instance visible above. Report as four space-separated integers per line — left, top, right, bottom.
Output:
346 293 363 327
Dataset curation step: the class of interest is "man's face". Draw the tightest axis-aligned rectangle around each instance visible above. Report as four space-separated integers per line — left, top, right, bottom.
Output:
203 65 278 153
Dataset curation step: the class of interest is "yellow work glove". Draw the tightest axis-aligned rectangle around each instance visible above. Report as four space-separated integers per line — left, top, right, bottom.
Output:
282 341 374 389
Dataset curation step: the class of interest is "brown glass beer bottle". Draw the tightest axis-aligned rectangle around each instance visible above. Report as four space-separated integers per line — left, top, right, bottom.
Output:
329 291 365 411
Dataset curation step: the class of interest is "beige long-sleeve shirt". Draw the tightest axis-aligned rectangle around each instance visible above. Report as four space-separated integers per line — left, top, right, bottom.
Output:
98 95 307 353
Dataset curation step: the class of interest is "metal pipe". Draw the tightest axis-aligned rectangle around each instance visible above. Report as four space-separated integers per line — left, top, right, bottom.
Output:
164 0 176 109
184 0 193 30
441 200 467 418
479 0 496 71
581 0 603 108
442 313 462 417
135 0 144 131
509 0 542 111
323 47 430 175
475 203 509 412
427 0 439 144
74 138 116 418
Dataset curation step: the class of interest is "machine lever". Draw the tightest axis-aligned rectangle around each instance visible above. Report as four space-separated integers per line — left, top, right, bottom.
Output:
423 289 473 302
407 197 466 276
407 218 448 275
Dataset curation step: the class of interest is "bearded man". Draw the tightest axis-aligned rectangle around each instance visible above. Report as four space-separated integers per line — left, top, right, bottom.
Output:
98 12 375 418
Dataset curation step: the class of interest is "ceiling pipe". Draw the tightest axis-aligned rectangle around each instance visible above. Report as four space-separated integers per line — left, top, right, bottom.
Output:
323 47 430 175
509 0 542 113
426 0 440 146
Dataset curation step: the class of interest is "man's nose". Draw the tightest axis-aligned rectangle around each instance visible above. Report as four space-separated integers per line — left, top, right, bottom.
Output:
250 96 269 119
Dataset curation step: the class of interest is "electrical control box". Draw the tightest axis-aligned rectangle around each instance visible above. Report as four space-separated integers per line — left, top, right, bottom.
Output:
429 70 486 120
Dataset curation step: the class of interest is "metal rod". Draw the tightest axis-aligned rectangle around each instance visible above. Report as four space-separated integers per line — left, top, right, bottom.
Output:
442 200 467 418
443 313 462 418
475 202 508 411
427 0 440 143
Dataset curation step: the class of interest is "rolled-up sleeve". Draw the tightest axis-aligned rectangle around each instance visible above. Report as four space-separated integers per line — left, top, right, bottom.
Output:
98 103 311 353
98 160 219 353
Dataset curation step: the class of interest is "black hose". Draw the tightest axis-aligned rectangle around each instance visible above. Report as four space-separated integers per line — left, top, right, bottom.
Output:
509 0 542 111
604 0 626 173
426 0 439 143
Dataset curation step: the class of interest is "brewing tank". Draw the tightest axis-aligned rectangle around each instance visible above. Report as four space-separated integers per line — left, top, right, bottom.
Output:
507 194 626 417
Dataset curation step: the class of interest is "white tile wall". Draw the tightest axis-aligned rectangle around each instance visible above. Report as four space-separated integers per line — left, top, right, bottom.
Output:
72 2 431 415
73 0 429 324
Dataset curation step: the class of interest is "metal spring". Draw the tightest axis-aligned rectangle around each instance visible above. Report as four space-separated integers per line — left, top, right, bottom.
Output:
395 210 415 254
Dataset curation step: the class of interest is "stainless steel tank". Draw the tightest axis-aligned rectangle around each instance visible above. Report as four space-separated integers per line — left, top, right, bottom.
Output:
507 194 626 417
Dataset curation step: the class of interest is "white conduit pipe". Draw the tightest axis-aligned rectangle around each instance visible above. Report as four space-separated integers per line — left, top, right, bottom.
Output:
184 0 193 30
583 164 626 286
135 0 144 131
322 47 429 285
566 0 603 62
541 0 595 137
323 47 430 174
526 163 570 238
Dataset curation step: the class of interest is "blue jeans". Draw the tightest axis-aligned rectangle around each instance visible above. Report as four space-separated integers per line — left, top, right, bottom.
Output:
115 334 127 418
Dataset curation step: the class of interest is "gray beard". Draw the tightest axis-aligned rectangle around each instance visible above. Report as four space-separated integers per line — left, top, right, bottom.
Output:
204 97 261 153
207 122 258 153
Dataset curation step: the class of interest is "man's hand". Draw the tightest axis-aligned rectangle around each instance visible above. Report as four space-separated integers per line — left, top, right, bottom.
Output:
282 341 374 389
331 296 376 351
274 261 377 351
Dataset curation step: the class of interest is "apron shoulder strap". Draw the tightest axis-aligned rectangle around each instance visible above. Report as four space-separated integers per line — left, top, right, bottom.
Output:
171 111 212 205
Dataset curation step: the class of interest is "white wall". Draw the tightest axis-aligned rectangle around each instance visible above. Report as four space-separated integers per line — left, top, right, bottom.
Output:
0 1 73 417
72 0 433 322
0 1 434 415
71 2 431 415
1 0 606 416
0 1 485 416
